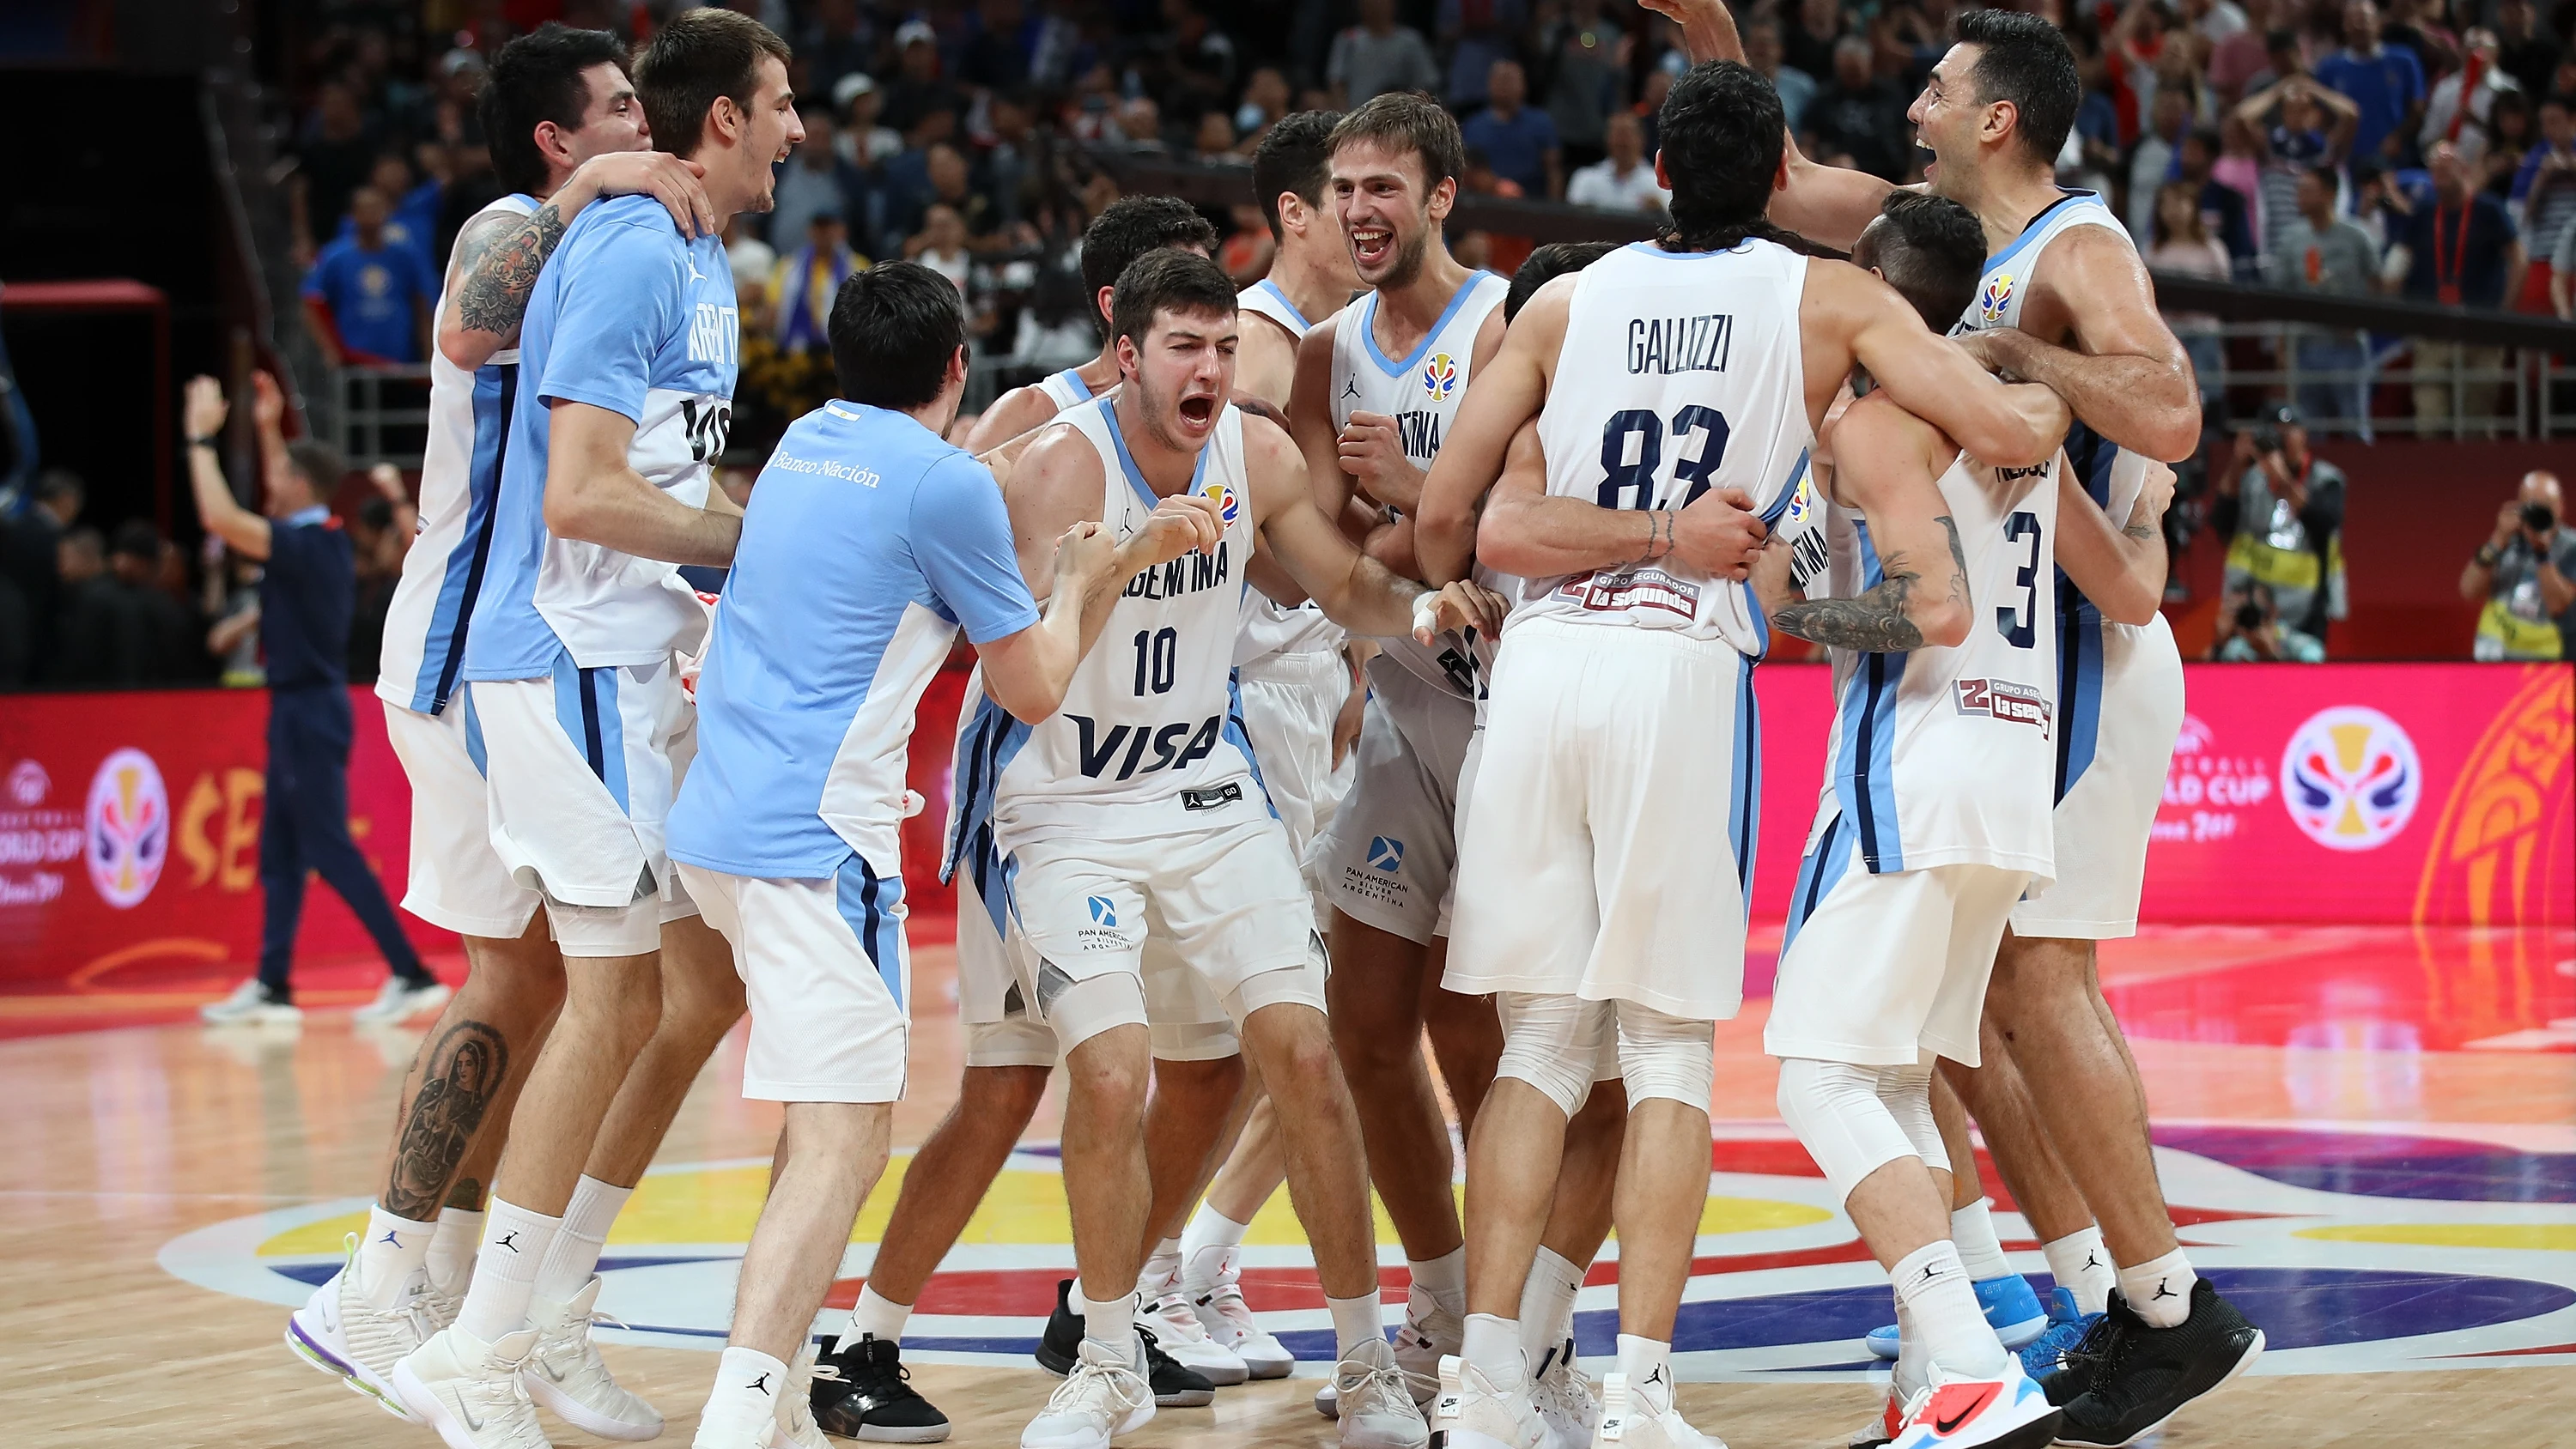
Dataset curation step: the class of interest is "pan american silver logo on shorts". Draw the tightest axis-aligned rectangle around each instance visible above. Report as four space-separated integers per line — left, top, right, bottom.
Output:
1367 837 1405 873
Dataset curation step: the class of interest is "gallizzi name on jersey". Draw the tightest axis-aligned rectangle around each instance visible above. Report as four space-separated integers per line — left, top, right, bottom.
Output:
1626 312 1734 376
1121 541 1231 599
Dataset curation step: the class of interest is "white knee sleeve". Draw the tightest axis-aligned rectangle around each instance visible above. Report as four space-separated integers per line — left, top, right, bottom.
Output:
1876 1064 1947 1176
1494 991 1611 1117
1776 1057 1922 1203
1614 1003 1716 1110
1045 971 1150 1055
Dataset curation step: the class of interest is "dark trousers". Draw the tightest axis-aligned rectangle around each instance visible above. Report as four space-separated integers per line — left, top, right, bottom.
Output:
257 685 428 995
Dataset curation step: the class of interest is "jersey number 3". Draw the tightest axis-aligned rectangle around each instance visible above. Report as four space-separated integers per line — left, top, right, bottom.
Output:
1997 511 2043 649
1596 406 1731 511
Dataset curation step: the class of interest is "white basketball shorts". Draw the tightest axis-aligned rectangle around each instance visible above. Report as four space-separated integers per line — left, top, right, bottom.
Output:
1314 657 1473 944
381 699 539 938
1767 839 2032 1069
680 853 909 1103
955 852 1239 1066
2010 613 2184 941
1235 646 1352 872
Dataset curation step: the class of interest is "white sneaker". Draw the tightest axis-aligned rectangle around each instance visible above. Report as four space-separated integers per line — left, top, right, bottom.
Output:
1532 1341 1601 1449
283 1240 432 1418
1392 1289 1463 1405
1593 1367 1725 1449
1183 1252 1294 1379
393 1325 552 1449
1140 1287 1248 1385
769 1346 829 1449
1445 1354 1545 1449
1020 1336 1153 1449
201 978 301 1024
1334 1336 1431 1449
524 1276 663 1440
355 974 453 1024
421 1277 465 1334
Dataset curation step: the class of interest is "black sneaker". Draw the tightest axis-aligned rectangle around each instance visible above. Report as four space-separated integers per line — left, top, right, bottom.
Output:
1034 1278 1216 1408
810 1334 951 1443
2053 1280 2264 1446
2038 1300 2126 1406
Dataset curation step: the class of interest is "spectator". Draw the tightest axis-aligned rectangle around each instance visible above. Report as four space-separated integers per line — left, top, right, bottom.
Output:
1540 0 1625 173
2498 0 2565 100
2209 578 2329 659
1463 60 1562 200
107 521 200 683
960 0 1036 91
2558 185 2576 316
1785 0 1845 82
2463 470 2576 659
799 0 875 103
773 105 874 253
345 466 415 685
2376 0 2459 91
1744 19 1819 134
1438 0 1526 111
2179 127 2262 270
53 525 145 687
2421 28 2523 156
1805 34 1913 181
2397 141 2524 431
2512 94 2576 312
2189 0 2254 49
301 185 437 367
1567 111 1669 213
882 19 964 136
1193 111 1238 161
912 203 975 295
725 214 779 330
1327 0 1441 110
776 209 868 352
880 108 959 246
2218 404 2348 646
2268 163 2383 424
889 140 1001 257
1235 66 1291 140
2129 87 2195 241
2 468 78 679
206 554 264 688
2148 180 2235 413
983 88 1040 226
332 151 441 254
1109 95 1170 153
1160 2 1240 124
2233 74 2359 243
1218 203 1274 283
834 74 903 168
2316 0 2427 164
294 81 377 257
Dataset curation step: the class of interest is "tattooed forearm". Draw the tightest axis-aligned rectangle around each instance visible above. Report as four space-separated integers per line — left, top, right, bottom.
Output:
1936 515 1971 607
1773 562 1927 652
454 203 569 340
382 1021 508 1220
2123 494 2159 543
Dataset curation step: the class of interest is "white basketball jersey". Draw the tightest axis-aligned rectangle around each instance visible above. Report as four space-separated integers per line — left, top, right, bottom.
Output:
377 192 537 715
1953 190 2160 803
1809 451 2060 879
1235 278 1342 664
1330 271 1511 699
1522 241 1816 653
969 397 1268 856
1035 367 1094 411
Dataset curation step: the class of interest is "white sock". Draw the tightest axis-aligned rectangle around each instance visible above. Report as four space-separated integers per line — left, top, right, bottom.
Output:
533 1174 630 1302
1180 1204 1251 1289
1515 1247 1584 1365
1078 1287 1135 1357
1950 1198 2014 1281
455 1197 560 1343
835 1283 912 1353
1139 1236 1183 1296
428 1207 483 1298
354 1205 437 1306
1892 1240 2005 1378
2117 1247 2197 1329
1616 1334 1674 1412
1408 1246 1467 1318
2042 1227 2117 1317
702 1345 789 1438
1462 1311 1524 1389
1891 1293 1926 1401
1327 1291 1388 1361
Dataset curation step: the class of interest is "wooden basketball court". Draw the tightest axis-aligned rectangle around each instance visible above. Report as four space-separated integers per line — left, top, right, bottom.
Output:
6 921 2570 1447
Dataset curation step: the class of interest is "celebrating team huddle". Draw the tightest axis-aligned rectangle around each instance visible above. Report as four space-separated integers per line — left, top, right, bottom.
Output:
283 7 2263 1449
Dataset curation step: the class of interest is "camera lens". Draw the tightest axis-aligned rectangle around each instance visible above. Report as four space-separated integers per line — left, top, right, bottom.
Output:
2524 502 2556 534
2236 603 2266 632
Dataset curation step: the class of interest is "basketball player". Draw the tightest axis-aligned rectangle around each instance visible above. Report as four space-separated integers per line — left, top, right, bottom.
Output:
1428 62 2069 1449
958 247 1501 1449
1285 94 1510 1394
283 24 713 1428
961 198 1220 454
665 260 1210 1449
392 15 801 1449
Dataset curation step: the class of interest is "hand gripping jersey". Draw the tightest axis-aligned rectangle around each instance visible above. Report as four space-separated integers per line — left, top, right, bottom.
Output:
1522 240 1816 653
1329 271 1513 699
377 192 537 715
1950 190 2160 803
1804 449 2061 882
1236 278 1341 665
947 397 1271 862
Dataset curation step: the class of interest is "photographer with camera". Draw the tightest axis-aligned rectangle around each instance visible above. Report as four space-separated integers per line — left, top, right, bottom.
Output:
2209 579 2328 662
2218 403 2349 654
2462 470 2576 660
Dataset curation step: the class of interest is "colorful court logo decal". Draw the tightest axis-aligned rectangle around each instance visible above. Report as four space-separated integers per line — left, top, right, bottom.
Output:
161 1124 2576 1379
85 748 168 909
1421 352 1458 402
2281 706 2421 851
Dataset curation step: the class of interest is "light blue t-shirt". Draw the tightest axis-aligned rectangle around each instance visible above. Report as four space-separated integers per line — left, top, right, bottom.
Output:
463 193 739 682
668 401 1041 878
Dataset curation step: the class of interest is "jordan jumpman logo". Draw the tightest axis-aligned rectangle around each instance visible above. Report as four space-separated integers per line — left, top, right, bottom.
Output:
377 1230 402 1246
2151 1280 2179 1300
749 1373 773 1395
2082 1250 2105 1271
495 1231 522 1252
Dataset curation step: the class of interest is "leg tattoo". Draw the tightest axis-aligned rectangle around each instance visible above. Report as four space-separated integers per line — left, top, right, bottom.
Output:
385 1022 507 1219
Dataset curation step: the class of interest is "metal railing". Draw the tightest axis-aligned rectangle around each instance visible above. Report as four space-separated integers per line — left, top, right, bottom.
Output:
331 364 432 468
2189 324 2572 439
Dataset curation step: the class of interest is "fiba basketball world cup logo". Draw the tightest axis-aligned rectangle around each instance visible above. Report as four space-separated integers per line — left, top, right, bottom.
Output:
85 748 170 907
1421 351 1458 401
1978 272 2014 324
2280 706 2421 851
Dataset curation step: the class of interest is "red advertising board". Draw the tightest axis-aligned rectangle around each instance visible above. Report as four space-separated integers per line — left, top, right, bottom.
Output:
3 664 2567 991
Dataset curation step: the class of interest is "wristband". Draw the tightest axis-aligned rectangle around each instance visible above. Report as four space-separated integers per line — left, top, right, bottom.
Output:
1412 590 1440 637
188 435 220 449
2476 543 2501 567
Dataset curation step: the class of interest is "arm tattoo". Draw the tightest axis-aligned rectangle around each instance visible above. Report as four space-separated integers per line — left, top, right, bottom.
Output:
382 1021 508 1220
1937 515 1971 609
454 203 569 339
1771 561 1927 652
2122 494 2159 543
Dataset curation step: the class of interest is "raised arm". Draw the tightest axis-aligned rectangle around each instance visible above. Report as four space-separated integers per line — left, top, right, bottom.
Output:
1770 393 1971 651
1952 225 2201 463
441 151 714 371
1820 263 2071 468
2053 457 2172 627
543 401 739 567
181 375 270 560
1643 0 1745 64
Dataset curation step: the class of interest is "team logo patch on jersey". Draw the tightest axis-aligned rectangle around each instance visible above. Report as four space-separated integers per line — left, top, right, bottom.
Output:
1421 352 1458 401
1954 678 2052 736
1366 837 1406 873
1198 479 1241 526
1978 272 2014 324
2281 706 2420 852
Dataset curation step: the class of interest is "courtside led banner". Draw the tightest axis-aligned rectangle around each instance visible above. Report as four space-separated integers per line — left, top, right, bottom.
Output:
2 664 2567 987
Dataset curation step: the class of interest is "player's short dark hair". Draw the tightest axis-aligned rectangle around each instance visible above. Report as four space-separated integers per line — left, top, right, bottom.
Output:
1656 62 1789 252
634 7 792 161
1078 197 1220 340
1110 250 1237 356
285 440 347 495
1329 91 1466 195
1506 240 1619 321
1953 9 2081 166
829 262 966 412
482 23 634 197
1252 110 1342 239
1853 191 1985 330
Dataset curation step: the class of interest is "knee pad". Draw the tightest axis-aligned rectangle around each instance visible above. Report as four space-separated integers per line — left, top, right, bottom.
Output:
1227 960 1327 1024
1043 970 1149 1056
1613 1003 1716 1110
1876 1063 1947 1176
1494 991 1611 1117
1776 1056 1921 1203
